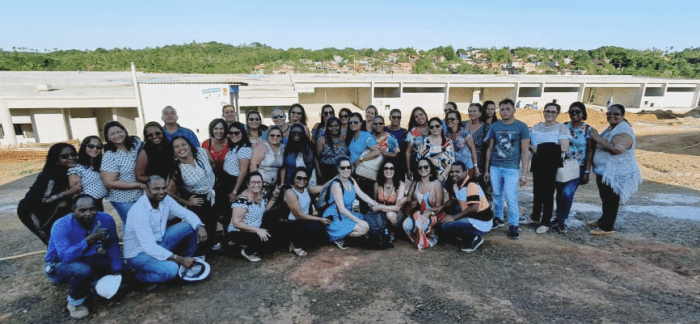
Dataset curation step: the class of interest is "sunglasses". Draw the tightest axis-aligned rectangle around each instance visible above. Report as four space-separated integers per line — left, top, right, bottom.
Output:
269 133 282 138
349 120 361 125
568 110 582 115
384 167 395 171
429 124 441 129
339 114 349 119
373 122 384 126
418 165 430 170
390 115 401 120
339 166 352 170
146 131 162 138
295 176 309 181
86 144 102 150
60 152 78 159
323 111 334 116
248 117 260 122
446 117 457 122
272 114 285 119
291 110 302 115
230 131 242 136
606 113 622 117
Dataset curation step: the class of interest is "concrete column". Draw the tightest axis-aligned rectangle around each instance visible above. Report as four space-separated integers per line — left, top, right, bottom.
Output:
577 83 586 102
691 84 700 108
0 100 17 146
444 82 450 106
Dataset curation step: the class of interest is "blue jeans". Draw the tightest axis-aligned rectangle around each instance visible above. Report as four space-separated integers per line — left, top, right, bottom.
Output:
110 200 136 225
555 168 584 226
438 217 489 244
126 222 198 283
46 255 113 306
490 166 521 226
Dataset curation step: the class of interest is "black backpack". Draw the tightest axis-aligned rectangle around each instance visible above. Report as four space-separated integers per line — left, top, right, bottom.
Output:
364 211 392 250
315 178 348 215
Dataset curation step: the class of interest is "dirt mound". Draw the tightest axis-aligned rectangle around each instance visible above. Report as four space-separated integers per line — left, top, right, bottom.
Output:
639 109 678 120
0 150 49 163
682 107 700 118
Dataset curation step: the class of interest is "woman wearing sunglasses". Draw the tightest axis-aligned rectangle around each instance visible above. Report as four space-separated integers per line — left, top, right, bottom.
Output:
101 121 147 224
316 117 348 182
446 110 479 178
288 104 311 138
271 167 331 256
250 126 285 195
221 122 253 229
246 110 267 147
405 107 430 181
135 122 174 183
338 108 352 137
18 143 81 244
311 104 335 145
68 136 108 211
417 117 455 183
403 157 445 250
373 160 407 235
280 123 317 185
322 157 382 249
346 113 380 213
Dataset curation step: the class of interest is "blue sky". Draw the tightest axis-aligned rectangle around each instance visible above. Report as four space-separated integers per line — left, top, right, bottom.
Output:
2 0 699 52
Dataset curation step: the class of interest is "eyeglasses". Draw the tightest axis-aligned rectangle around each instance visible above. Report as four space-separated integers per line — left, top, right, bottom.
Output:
446 117 457 122
295 176 309 181
249 181 263 185
418 165 430 170
339 166 352 170
146 132 162 138
373 122 384 126
269 133 282 138
339 114 349 119
384 167 395 171
544 111 558 115
429 124 441 129
60 152 78 159
390 115 401 120
291 110 302 115
272 114 285 119
86 144 102 150
606 113 622 117
248 117 260 122
230 131 242 136
349 120 361 125
323 111 334 116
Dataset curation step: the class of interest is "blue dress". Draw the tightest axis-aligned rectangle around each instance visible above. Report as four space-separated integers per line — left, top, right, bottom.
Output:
323 180 364 241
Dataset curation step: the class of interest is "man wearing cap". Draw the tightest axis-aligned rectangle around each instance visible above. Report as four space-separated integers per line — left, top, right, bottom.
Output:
438 161 494 252
162 106 200 147
123 175 207 283
45 194 122 319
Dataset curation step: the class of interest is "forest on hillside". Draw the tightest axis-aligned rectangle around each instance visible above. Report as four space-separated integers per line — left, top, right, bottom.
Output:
1 42 699 78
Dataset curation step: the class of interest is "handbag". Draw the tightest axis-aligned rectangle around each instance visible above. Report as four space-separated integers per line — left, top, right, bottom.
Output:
556 154 580 183
354 150 383 181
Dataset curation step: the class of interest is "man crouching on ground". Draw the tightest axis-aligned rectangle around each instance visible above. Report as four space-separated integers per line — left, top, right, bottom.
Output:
438 161 494 252
124 175 207 284
45 194 122 319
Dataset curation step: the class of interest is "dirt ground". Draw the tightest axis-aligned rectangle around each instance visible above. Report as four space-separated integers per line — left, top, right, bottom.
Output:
1 117 699 323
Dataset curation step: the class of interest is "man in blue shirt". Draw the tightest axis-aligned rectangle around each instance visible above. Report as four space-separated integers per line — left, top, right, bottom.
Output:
45 194 122 319
484 99 530 239
162 106 200 147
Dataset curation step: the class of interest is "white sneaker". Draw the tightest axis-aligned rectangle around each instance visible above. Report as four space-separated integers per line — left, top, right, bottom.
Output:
211 243 222 251
333 239 348 250
67 303 89 319
536 225 549 234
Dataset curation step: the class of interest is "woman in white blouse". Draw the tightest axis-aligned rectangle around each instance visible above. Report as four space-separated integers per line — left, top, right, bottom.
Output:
100 121 146 223
68 136 108 211
169 136 218 252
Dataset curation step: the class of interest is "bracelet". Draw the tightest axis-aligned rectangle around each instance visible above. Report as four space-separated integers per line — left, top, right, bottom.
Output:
584 171 590 174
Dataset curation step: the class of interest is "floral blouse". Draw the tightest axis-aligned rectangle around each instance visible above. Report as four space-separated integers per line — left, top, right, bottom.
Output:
565 122 592 166
417 137 455 176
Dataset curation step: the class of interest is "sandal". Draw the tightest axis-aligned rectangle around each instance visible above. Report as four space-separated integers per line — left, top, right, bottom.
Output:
289 243 307 256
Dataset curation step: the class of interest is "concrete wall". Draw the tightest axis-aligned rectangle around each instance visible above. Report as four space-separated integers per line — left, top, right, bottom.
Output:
665 87 696 107
448 88 475 112
586 87 642 108
115 108 138 135
357 88 371 109
399 92 446 117
540 87 580 109
140 84 233 143
299 87 359 105
67 108 100 142
33 109 69 143
483 87 517 103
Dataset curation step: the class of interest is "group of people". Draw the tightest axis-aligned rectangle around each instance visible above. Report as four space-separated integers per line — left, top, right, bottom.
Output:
17 100 642 318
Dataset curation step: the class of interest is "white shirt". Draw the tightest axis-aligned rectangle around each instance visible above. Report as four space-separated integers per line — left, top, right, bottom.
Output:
123 195 203 260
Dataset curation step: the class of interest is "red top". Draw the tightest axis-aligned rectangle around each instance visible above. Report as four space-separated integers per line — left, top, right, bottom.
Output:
202 139 229 174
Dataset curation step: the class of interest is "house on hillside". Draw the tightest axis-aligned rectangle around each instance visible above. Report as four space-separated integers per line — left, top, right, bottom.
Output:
398 62 413 73
437 55 447 63
272 64 294 74
544 61 560 68
299 59 312 64
409 55 420 63
564 57 573 65
333 55 343 63
523 63 537 73
459 53 470 60
254 64 265 74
